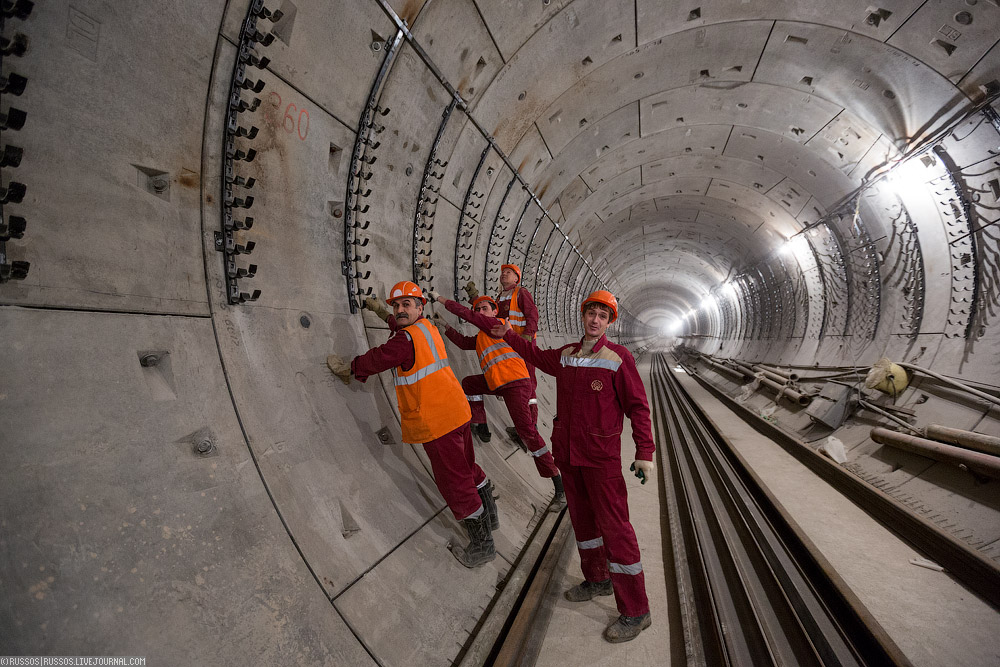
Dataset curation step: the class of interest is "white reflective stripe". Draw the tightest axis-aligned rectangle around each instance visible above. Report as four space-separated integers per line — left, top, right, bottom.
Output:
528 398 538 405
529 446 550 458
577 537 604 550
466 394 484 401
414 320 444 362
560 356 621 371
509 317 527 326
464 504 484 520
393 359 449 385
477 340 509 362
482 351 519 370
476 478 490 489
609 561 643 575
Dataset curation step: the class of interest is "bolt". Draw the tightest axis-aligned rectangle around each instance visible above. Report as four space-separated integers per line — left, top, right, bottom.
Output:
333 208 343 218
196 439 214 455
371 41 382 52
139 353 159 367
151 177 168 193
405 165 413 176
487 167 495 176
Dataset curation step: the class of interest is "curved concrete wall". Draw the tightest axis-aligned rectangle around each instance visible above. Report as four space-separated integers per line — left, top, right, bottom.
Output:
1 0 998 663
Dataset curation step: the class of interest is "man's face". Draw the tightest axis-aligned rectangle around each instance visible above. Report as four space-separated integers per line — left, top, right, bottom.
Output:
392 297 423 324
582 304 612 340
474 301 498 317
499 268 519 290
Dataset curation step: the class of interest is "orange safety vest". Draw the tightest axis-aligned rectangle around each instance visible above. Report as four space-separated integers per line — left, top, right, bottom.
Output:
476 318 530 390
501 286 534 338
392 318 471 444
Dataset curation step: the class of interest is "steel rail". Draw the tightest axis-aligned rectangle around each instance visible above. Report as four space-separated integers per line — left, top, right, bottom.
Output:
649 354 911 666
679 357 1000 611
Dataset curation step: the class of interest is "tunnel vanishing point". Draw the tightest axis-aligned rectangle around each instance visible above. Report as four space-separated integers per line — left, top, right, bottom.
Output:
1 0 999 664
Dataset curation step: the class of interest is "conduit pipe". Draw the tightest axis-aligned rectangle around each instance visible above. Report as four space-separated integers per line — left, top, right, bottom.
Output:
898 363 1000 410
753 366 794 386
755 364 800 382
870 427 1000 481
757 376 812 406
701 356 746 381
923 424 1000 458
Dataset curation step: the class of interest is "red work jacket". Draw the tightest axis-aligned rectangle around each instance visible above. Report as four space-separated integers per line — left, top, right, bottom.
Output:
503 332 655 468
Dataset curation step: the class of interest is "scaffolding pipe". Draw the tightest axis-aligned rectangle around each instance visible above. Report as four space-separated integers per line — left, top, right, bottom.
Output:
923 424 1000 458
870 427 1000 481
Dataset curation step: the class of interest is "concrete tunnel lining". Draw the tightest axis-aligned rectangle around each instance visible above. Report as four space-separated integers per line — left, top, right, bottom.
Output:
2 0 1000 664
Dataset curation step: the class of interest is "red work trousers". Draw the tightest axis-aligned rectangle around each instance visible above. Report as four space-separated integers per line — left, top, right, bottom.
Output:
562 462 649 617
462 375 559 479
526 362 538 423
421 421 487 520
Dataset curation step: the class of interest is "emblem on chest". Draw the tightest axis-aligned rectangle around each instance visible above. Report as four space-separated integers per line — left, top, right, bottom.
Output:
591 379 604 391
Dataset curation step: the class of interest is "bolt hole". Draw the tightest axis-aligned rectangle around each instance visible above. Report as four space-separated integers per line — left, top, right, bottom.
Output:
518 90 526 100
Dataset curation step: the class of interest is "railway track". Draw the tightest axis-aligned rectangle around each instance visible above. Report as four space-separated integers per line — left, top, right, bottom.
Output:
648 354 911 666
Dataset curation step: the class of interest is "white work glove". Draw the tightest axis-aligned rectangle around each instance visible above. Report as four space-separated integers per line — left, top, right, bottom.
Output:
426 289 441 303
362 296 391 322
431 311 448 331
630 460 655 485
326 354 353 385
463 281 479 301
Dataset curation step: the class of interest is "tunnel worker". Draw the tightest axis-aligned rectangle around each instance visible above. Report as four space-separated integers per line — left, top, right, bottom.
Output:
493 264 542 444
429 291 566 511
491 289 656 643
325 281 497 568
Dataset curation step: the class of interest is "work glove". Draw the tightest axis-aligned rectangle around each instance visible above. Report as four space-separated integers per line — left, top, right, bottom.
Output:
426 289 441 303
326 354 353 385
490 320 512 339
463 281 479 302
630 460 655 485
362 296 391 322
431 311 448 332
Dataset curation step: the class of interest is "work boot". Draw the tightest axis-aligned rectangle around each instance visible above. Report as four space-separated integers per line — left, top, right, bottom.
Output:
563 578 613 602
506 426 526 451
472 423 492 443
478 480 500 530
548 474 566 512
451 512 496 568
603 613 651 643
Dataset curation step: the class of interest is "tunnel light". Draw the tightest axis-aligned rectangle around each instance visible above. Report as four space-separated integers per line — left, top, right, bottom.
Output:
882 159 931 200
701 294 716 311
778 235 811 265
721 281 737 299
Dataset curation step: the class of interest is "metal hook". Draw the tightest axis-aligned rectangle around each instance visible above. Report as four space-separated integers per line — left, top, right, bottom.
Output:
352 203 370 214
353 220 371 229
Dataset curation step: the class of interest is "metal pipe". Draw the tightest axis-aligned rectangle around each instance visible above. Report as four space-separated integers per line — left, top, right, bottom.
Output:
756 364 800 382
923 424 1000 458
757 374 811 406
702 357 746 381
870 427 1000 481
753 366 793 386
858 400 922 436
898 362 1000 410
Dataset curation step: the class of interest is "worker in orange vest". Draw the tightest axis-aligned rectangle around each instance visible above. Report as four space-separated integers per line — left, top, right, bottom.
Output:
464 264 542 444
492 290 655 642
428 291 566 511
325 281 496 568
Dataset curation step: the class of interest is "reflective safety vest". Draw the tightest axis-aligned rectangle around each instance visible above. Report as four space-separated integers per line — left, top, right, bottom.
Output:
392 318 471 444
476 318 529 390
500 286 534 338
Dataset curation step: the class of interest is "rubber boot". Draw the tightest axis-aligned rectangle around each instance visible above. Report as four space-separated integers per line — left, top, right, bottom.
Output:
451 512 496 568
472 422 492 443
603 613 651 643
477 480 499 530
548 474 566 512
564 578 613 601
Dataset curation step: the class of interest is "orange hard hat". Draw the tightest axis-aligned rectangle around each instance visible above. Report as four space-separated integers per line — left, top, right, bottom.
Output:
500 264 522 282
581 290 618 323
472 295 498 310
386 280 426 305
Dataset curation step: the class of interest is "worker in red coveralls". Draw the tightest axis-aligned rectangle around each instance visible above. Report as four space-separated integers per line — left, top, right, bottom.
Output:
462 264 541 444
325 281 496 568
427 290 566 512
491 289 656 643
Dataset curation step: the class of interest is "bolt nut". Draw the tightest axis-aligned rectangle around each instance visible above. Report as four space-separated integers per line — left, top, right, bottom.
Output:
371 41 382 52
405 165 413 176
151 177 169 193
195 439 215 455
139 353 160 367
